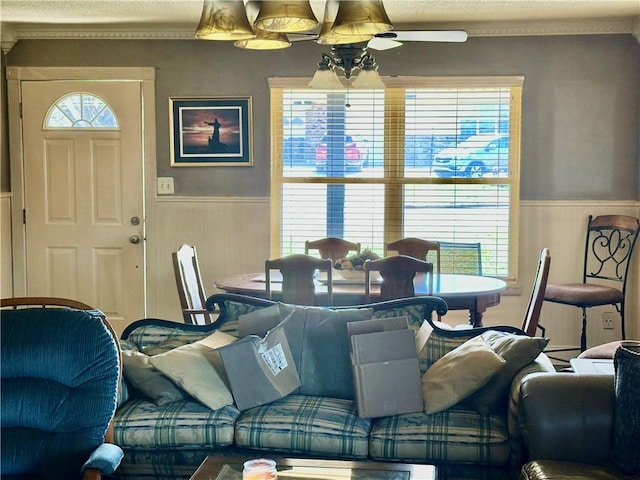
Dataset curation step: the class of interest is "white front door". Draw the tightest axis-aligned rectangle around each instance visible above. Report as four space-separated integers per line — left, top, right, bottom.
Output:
21 80 145 330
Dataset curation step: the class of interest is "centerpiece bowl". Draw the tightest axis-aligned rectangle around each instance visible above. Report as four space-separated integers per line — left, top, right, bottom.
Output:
333 248 380 282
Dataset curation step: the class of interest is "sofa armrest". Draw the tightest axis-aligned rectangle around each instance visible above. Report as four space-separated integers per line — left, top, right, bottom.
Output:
517 372 615 465
81 443 124 475
506 354 555 473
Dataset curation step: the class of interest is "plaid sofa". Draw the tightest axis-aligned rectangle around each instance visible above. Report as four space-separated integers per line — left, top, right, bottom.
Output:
113 293 554 480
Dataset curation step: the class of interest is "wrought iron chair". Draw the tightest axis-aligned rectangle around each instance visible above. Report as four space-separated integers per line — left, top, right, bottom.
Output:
384 237 441 274
544 215 640 351
364 255 433 302
265 254 333 305
172 244 216 325
304 237 361 262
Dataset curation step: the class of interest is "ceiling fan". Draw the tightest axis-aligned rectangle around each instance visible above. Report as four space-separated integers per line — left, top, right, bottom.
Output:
195 0 467 51
290 29 468 51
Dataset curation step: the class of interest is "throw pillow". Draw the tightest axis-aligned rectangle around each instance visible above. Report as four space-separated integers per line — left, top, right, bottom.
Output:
195 330 238 388
149 331 236 411
122 350 186 406
142 337 197 356
302 306 375 400
276 305 374 400
238 304 288 338
464 331 549 415
421 335 506 415
613 342 640 475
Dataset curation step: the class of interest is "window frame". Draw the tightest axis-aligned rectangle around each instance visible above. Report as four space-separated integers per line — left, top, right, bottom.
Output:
269 76 523 284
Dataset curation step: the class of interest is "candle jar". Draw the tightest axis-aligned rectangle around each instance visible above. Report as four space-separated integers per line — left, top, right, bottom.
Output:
242 458 277 480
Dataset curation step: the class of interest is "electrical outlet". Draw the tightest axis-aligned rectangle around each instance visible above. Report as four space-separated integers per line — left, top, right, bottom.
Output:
602 312 614 329
157 177 174 195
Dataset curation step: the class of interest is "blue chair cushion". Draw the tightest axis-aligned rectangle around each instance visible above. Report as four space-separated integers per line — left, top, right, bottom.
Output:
1 308 120 480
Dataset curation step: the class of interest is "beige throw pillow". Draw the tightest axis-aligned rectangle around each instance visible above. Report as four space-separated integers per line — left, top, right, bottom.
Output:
122 350 186 406
421 335 506 414
149 330 236 411
463 331 549 414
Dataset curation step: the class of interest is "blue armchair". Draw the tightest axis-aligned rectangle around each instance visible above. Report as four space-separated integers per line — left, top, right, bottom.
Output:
1 299 123 480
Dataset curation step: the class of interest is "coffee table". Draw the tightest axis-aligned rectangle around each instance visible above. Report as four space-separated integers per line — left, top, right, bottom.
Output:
190 456 437 480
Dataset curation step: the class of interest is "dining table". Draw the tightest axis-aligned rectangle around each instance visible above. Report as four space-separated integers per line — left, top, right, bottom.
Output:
214 271 507 328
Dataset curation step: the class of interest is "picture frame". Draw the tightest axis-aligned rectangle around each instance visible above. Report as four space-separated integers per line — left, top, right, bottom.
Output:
169 96 253 167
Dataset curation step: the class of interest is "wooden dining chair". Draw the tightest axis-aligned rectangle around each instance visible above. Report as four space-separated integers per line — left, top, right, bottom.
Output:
265 254 333 305
438 241 483 275
435 248 551 334
364 255 433 302
384 238 441 274
172 244 215 325
522 247 552 336
304 237 361 262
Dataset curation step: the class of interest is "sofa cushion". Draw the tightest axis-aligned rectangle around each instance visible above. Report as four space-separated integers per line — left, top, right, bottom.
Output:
372 304 426 330
369 407 510 465
421 335 506 414
234 395 371 458
113 398 239 449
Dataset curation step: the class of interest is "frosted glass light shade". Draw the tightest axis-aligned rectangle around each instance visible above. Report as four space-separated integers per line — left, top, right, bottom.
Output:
254 1 319 33
352 69 385 89
332 0 393 36
308 69 344 89
195 0 255 40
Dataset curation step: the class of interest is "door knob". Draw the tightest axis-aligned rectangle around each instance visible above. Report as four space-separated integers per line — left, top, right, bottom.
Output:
130 235 141 244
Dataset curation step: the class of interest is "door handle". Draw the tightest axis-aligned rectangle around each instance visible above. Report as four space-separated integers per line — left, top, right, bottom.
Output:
129 235 141 244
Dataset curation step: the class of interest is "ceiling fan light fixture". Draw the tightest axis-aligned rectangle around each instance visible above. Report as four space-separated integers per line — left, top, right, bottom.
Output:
235 29 291 50
308 54 344 89
236 1 291 50
253 1 319 33
351 54 385 89
331 0 393 36
317 0 372 45
195 0 255 40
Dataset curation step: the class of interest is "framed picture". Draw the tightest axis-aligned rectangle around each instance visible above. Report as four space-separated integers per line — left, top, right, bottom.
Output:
169 96 253 167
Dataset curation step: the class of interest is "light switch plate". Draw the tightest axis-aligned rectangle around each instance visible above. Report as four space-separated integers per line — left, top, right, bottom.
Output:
157 177 175 195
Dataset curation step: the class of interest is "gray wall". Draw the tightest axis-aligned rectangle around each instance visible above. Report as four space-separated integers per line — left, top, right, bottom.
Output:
4 34 640 200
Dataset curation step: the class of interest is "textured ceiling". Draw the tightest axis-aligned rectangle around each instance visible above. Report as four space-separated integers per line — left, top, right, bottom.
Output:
2 0 639 27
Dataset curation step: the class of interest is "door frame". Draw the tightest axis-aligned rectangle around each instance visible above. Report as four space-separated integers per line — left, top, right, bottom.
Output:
6 66 157 315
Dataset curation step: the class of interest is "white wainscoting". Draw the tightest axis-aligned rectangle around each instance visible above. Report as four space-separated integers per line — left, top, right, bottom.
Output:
1 193 13 298
6 193 639 353
149 196 271 323
150 197 639 355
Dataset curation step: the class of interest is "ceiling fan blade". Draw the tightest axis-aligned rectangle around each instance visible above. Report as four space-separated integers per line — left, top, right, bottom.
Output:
287 32 319 42
367 37 403 51
377 30 468 43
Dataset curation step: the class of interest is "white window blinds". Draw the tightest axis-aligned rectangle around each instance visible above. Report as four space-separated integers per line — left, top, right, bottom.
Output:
270 76 522 280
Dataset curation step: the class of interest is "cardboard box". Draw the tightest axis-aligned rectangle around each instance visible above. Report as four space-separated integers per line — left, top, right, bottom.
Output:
219 316 301 411
347 316 423 418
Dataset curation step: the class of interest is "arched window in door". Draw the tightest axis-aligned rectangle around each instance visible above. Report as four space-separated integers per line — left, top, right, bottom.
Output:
44 93 118 129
